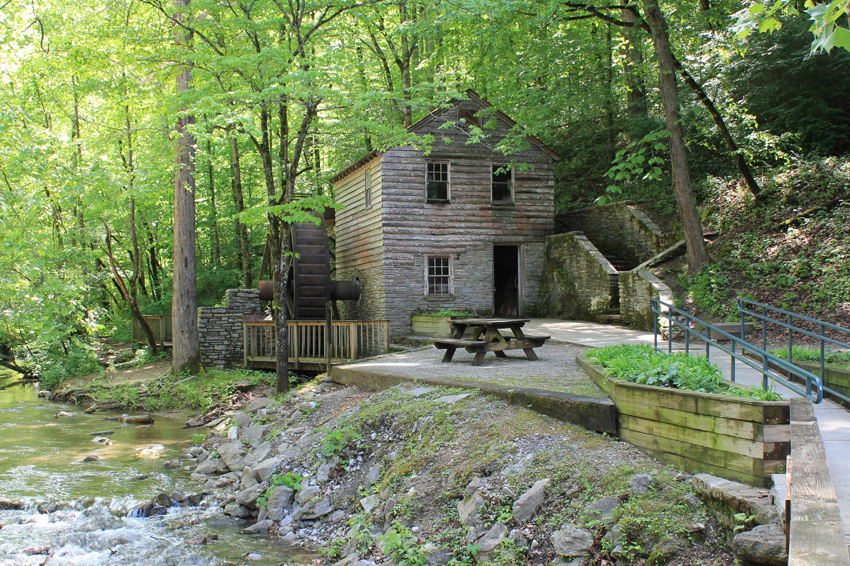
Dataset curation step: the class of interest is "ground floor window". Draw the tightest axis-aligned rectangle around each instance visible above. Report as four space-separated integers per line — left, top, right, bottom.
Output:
425 256 452 295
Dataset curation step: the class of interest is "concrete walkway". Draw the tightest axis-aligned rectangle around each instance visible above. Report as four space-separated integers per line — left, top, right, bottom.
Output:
528 318 850 546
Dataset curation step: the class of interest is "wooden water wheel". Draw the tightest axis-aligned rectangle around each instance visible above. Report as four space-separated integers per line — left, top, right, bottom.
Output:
257 215 359 320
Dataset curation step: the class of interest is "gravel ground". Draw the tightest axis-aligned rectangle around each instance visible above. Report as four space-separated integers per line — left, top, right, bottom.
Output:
338 342 605 396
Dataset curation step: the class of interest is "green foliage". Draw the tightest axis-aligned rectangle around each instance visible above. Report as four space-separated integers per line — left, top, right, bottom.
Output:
680 265 733 320
192 433 207 446
321 426 362 458
379 523 428 566
600 130 670 206
420 309 473 317
257 472 303 508
346 513 376 555
586 344 781 399
771 346 850 365
34 339 102 389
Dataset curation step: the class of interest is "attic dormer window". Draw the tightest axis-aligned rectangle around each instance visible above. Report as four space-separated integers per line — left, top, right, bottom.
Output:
459 108 479 128
426 161 450 202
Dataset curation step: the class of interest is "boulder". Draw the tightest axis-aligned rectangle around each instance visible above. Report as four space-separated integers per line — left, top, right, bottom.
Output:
224 502 251 519
475 522 509 564
360 494 380 513
295 485 320 505
120 414 155 425
251 457 281 484
195 459 225 475
551 525 594 557
164 459 180 469
512 479 550 523
242 519 274 534
584 496 619 524
630 474 654 495
235 485 264 508
266 485 295 516
732 523 788 566
301 498 334 520
243 424 270 448
458 492 485 526
248 398 275 412
218 440 248 472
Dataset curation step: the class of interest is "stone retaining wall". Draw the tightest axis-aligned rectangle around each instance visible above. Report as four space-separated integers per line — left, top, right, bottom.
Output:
538 232 616 320
619 269 674 330
199 289 262 369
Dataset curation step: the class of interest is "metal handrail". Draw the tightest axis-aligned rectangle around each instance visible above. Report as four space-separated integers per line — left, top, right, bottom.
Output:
737 298 850 406
652 299 823 403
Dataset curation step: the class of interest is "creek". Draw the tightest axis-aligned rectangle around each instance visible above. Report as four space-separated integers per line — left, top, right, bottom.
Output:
0 369 315 566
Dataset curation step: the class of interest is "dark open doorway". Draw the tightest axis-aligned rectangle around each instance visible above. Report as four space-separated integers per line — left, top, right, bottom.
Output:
493 245 520 317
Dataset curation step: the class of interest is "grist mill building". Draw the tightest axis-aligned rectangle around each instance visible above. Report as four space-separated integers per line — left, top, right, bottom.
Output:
331 90 558 337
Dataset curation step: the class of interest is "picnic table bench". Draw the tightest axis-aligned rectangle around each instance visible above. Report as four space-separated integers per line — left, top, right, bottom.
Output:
432 318 549 366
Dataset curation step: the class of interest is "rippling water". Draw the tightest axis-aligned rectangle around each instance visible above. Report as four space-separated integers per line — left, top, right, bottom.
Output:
0 369 315 566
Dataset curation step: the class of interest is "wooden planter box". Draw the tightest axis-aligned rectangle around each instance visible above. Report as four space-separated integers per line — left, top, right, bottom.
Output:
578 355 790 487
410 315 473 337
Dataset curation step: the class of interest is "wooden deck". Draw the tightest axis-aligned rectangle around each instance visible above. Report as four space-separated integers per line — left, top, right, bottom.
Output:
244 319 389 371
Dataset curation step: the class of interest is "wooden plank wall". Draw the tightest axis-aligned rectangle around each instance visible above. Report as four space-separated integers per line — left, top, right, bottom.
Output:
335 155 386 322
788 398 850 566
380 100 554 335
580 357 790 486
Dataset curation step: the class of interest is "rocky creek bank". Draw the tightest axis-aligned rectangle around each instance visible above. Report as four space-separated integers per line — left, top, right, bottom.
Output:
173 376 788 566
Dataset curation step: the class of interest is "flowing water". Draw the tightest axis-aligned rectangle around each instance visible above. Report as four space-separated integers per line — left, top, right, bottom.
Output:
0 369 315 566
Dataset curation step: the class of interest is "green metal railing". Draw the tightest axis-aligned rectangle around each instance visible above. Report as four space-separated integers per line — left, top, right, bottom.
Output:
652 298 823 403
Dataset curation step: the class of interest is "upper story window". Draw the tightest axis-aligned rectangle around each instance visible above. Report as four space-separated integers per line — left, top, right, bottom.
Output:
425 256 452 295
426 161 450 203
459 108 480 128
364 167 372 208
491 165 513 203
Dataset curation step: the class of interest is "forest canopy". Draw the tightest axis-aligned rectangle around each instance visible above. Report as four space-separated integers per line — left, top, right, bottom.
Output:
1 0 849 381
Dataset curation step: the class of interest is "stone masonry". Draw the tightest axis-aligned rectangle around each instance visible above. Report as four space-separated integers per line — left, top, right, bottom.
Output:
198 289 262 369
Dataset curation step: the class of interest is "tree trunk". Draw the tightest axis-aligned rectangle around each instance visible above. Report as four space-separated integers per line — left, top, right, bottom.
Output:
642 0 709 272
206 139 222 265
621 8 649 122
172 0 201 374
230 135 252 287
672 57 762 202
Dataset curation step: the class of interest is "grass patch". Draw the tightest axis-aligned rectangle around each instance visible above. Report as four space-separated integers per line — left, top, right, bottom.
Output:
770 346 850 367
586 344 782 400
87 367 275 413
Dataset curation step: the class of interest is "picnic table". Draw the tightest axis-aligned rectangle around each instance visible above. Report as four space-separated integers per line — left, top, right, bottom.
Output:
432 318 549 366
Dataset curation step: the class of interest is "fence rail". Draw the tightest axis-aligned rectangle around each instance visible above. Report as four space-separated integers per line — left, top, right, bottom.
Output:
651 299 823 403
131 315 173 345
737 298 850 406
244 319 389 368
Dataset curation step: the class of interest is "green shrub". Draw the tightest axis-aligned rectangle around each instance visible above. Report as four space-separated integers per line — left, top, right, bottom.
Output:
770 346 850 366
586 344 782 400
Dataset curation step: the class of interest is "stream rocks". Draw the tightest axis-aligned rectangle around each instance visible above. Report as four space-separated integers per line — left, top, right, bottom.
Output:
179 382 736 565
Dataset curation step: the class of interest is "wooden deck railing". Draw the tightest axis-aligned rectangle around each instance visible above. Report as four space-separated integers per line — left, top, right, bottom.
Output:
131 315 173 345
243 319 389 368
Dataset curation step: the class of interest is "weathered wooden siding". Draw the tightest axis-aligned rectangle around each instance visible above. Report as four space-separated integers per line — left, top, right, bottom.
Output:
334 156 386 322
380 100 555 335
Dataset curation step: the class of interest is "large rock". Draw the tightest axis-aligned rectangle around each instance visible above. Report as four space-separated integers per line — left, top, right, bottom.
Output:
301 498 333 520
296 485 320 505
630 474 653 495
512 479 549 523
120 414 155 425
251 457 281 483
235 485 264 508
475 522 508 564
551 525 594 557
266 485 295 521
732 523 788 566
243 424 269 448
692 473 777 528
584 496 619 524
218 440 248 472
224 502 251 518
195 458 226 475
248 398 275 412
458 492 485 526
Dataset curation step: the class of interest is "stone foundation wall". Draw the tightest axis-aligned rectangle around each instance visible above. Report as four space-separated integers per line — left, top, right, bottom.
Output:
198 289 262 369
538 232 616 320
619 270 674 330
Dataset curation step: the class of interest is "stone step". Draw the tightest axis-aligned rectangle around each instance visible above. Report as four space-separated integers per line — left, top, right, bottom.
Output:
596 314 622 324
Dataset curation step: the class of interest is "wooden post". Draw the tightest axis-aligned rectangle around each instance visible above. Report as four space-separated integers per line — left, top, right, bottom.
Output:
243 321 247 368
326 302 332 376
350 321 358 361
292 321 300 371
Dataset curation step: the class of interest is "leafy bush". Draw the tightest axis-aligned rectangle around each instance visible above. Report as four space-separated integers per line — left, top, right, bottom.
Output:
420 309 473 317
35 339 101 389
586 344 782 400
321 425 362 458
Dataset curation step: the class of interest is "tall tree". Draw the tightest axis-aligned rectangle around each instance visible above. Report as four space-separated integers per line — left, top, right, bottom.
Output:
172 0 200 374
641 0 708 271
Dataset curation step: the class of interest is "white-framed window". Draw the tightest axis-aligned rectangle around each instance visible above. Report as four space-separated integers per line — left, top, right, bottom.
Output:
426 161 450 202
364 167 372 208
491 164 513 203
425 255 453 295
